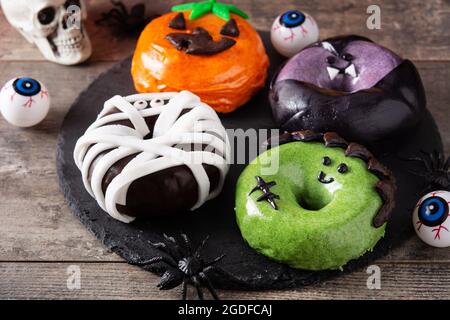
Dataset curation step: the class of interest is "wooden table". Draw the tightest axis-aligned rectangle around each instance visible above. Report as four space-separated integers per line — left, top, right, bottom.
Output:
0 0 449 300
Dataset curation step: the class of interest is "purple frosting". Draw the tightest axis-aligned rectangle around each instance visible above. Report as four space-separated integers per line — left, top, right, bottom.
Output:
276 40 402 93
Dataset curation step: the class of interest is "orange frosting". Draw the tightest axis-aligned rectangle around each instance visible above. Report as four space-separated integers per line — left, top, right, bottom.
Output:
131 11 269 113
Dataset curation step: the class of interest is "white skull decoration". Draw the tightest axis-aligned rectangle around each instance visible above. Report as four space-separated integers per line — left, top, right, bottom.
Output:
0 0 92 65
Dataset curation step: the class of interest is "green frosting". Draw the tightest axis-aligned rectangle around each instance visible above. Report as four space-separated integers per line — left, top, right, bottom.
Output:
235 141 386 271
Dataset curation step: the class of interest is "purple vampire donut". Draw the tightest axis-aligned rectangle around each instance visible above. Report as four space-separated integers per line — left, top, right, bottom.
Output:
269 35 426 144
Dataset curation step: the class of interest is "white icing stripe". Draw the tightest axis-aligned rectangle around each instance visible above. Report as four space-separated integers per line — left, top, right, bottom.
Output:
73 91 230 223
105 96 150 137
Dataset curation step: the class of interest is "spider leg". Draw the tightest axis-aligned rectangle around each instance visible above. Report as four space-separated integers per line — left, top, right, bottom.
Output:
192 276 204 300
429 150 440 171
111 0 129 16
406 168 427 177
199 272 220 300
444 155 450 171
129 256 177 269
180 233 194 255
130 3 146 19
205 254 225 267
419 151 434 172
436 150 444 168
182 279 188 300
203 265 241 284
162 233 186 257
149 241 181 261
98 9 125 25
436 176 450 190
402 156 425 164
194 235 210 257
96 11 114 24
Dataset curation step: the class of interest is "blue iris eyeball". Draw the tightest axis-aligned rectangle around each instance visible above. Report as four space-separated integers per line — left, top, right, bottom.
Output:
280 10 306 28
13 77 42 97
418 196 449 227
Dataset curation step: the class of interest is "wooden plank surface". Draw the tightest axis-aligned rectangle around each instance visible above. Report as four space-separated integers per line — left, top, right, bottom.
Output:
0 0 449 299
1 0 450 62
1 262 449 300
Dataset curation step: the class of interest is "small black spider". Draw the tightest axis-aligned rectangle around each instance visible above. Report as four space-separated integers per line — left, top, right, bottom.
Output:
405 150 450 191
129 233 236 300
96 0 158 37
249 176 280 209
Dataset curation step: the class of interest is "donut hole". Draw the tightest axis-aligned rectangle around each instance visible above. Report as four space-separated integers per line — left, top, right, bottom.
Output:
296 191 333 211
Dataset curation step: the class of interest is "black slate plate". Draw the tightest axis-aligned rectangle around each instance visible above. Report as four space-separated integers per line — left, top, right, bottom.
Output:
56 32 443 290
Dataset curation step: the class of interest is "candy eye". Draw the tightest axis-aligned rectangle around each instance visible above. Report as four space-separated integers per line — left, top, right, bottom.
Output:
322 156 331 166
150 98 165 108
13 78 42 96
418 196 449 227
337 163 348 174
133 100 148 109
279 10 306 28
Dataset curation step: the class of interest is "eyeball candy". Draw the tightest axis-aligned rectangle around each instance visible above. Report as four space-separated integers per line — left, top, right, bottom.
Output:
0 77 50 127
271 10 319 58
413 190 450 248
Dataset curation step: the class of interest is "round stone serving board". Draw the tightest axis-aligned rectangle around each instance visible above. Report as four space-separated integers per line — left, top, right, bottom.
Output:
57 32 443 290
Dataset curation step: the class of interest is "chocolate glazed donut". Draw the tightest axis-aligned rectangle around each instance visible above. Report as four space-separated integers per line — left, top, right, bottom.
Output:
269 35 426 144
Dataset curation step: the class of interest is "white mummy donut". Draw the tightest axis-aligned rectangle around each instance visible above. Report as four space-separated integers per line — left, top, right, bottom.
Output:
74 91 230 223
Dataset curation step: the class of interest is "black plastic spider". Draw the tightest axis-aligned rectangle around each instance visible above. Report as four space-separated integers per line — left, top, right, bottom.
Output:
96 0 158 37
405 150 450 191
129 234 236 300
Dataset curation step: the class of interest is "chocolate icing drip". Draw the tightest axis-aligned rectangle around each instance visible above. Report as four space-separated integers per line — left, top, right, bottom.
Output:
373 179 397 227
323 132 348 148
368 158 392 180
169 12 186 30
291 130 323 142
345 143 373 162
166 27 236 55
220 19 239 37
265 132 292 148
266 130 396 228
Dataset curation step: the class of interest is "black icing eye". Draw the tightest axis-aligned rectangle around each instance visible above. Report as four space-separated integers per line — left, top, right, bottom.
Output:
322 156 331 166
337 163 348 174
38 7 56 25
13 78 41 97
280 10 306 28
341 53 354 61
326 56 336 65
418 196 449 227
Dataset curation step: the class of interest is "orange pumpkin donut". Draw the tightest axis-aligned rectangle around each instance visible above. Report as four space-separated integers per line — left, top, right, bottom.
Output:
131 1 269 113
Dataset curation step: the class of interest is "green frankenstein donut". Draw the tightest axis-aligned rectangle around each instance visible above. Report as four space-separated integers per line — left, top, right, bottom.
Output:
235 131 396 271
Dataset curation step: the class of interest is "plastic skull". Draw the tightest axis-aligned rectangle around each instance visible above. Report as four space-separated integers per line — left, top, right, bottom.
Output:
0 0 92 65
